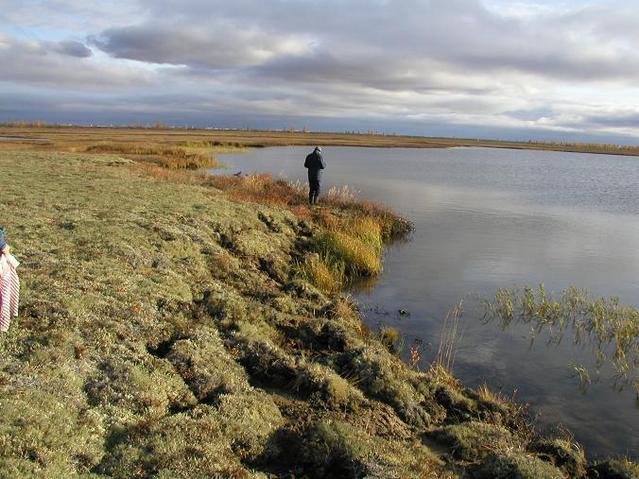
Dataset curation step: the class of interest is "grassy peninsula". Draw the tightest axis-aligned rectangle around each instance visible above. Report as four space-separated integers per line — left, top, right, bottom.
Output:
0 138 637 478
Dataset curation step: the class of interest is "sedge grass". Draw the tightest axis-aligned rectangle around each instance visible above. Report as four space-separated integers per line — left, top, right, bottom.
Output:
484 285 639 394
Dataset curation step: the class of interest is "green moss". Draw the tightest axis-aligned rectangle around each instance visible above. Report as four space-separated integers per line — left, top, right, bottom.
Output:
476 452 565 479
85 357 196 415
0 388 105 476
434 384 479 422
588 458 639 479
301 420 369 477
336 347 432 428
435 422 516 461
165 326 250 401
98 398 281 478
532 438 586 478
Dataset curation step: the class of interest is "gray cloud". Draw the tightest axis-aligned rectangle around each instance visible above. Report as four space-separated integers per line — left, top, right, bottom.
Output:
91 24 309 68
53 40 92 58
582 112 639 129
0 36 152 89
90 0 639 83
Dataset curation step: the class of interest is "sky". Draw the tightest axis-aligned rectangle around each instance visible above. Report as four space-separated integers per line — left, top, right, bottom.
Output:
1 0 638 143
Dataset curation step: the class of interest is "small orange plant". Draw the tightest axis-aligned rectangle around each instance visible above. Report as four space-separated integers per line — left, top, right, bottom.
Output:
409 343 421 370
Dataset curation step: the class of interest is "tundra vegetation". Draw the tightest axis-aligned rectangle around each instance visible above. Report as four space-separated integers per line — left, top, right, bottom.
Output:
0 134 637 478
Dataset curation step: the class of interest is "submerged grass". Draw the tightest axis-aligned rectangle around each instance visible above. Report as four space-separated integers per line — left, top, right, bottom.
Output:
484 285 639 394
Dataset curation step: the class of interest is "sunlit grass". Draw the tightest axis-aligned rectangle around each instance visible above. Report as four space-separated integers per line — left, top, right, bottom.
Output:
297 253 344 294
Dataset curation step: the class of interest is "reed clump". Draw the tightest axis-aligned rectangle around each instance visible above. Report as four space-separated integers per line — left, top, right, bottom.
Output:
484 285 639 394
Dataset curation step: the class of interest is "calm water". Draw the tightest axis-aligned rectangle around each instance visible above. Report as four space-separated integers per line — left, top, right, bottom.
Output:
217 146 639 459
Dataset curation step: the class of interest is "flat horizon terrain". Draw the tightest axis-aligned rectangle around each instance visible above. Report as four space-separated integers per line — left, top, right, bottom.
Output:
2 125 639 157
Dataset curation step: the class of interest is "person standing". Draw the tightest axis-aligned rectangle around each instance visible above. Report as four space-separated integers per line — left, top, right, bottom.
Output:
0 227 20 333
304 146 326 205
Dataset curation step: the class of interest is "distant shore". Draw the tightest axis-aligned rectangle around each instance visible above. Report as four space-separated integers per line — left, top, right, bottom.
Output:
2 124 639 157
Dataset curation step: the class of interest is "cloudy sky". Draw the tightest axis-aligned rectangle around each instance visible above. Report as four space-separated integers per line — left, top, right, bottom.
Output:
1 0 638 143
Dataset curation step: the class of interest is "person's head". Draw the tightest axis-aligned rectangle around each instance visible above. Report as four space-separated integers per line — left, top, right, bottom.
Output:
315 146 322 153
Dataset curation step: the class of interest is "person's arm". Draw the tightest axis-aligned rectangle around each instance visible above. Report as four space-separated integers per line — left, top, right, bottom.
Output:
319 154 326 169
1 244 9 256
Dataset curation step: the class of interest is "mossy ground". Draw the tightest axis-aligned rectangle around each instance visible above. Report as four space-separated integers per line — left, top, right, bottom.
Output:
0 149 635 478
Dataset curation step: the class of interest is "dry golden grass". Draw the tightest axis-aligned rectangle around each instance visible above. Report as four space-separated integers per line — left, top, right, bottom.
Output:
85 142 221 169
205 173 302 207
298 254 344 294
477 383 507 405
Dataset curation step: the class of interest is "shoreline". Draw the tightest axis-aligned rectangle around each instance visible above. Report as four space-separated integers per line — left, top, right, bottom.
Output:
0 142 636 477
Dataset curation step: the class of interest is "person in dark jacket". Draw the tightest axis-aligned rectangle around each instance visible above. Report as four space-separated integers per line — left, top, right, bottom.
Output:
304 146 326 205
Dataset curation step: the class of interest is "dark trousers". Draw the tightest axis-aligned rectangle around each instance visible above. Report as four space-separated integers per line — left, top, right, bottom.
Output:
308 180 320 204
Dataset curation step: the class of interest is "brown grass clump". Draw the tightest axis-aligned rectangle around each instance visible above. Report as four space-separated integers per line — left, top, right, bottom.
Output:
205 173 303 207
134 162 206 184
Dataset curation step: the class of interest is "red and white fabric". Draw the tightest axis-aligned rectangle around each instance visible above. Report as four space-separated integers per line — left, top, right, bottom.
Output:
0 253 20 332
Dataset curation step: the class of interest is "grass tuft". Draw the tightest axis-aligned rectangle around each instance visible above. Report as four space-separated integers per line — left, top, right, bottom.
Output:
378 326 402 355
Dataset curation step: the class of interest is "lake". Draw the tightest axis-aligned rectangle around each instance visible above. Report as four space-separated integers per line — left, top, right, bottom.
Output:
217 146 639 459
